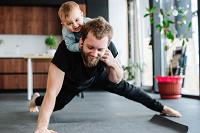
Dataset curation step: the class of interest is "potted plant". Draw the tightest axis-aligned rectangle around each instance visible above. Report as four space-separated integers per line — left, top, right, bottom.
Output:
144 7 192 99
0 39 4 45
122 62 142 85
45 35 58 56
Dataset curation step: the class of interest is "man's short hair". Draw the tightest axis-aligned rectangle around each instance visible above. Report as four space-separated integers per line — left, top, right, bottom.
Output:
81 17 113 45
58 1 80 22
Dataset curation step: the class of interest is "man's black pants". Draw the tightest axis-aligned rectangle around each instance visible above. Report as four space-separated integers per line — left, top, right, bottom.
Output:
35 71 163 112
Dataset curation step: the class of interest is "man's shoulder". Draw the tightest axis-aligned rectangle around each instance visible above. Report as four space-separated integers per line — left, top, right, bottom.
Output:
58 40 67 48
57 40 71 54
108 41 116 51
58 40 76 53
53 41 81 66
108 41 118 58
58 41 81 57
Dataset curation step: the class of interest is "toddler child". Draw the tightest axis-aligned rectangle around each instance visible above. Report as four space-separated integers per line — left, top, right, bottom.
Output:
58 1 91 52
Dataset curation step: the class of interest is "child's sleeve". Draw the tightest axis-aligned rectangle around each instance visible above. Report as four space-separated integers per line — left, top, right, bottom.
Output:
62 28 80 52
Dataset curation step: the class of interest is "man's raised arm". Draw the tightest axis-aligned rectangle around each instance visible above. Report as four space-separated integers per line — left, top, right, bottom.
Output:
100 49 123 84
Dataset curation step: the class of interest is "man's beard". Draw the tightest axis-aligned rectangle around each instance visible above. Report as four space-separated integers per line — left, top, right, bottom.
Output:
81 50 101 68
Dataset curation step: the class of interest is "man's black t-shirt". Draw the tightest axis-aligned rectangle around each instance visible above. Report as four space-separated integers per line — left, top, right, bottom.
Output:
51 40 118 89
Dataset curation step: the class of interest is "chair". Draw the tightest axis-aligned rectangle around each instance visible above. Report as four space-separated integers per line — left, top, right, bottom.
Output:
168 46 187 88
77 92 84 98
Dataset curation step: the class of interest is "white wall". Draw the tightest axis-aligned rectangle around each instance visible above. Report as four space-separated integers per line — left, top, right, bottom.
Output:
108 0 128 66
137 0 153 86
0 35 62 56
108 0 153 86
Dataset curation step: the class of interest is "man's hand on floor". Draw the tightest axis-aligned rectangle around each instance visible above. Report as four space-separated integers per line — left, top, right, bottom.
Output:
34 127 57 133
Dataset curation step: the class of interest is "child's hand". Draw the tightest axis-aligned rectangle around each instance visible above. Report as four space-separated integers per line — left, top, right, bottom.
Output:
79 38 83 50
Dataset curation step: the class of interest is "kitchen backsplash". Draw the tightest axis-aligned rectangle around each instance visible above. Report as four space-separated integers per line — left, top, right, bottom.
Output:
0 35 62 57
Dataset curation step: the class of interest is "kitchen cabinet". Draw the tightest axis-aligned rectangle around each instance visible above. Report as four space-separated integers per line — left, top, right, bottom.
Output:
0 58 50 90
0 4 86 35
0 6 61 35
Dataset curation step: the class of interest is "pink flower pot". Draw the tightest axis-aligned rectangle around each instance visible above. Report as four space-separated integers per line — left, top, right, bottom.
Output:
154 76 184 99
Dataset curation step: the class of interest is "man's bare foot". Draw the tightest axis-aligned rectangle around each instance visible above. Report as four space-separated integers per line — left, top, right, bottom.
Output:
29 93 40 112
161 106 182 117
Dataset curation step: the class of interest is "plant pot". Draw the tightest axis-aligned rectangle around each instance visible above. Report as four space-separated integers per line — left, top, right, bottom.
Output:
47 49 56 56
154 76 184 99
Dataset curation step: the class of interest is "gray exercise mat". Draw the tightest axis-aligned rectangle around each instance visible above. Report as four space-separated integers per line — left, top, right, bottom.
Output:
150 114 189 133
0 116 188 133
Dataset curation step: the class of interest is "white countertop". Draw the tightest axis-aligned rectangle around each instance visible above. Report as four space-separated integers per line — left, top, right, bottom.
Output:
24 55 53 59
0 55 24 58
0 55 53 59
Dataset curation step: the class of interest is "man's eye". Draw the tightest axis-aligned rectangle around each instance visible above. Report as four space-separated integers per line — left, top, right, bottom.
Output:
76 19 79 22
68 23 72 25
88 47 93 49
98 49 103 51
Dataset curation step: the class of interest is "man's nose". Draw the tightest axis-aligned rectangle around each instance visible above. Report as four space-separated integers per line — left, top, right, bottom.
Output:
91 49 98 57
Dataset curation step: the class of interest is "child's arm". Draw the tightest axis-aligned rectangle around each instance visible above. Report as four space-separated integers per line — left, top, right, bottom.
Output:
64 36 80 52
62 28 80 52
79 38 82 50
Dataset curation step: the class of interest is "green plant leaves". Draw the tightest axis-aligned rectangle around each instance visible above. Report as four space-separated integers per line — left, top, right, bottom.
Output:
165 45 169 51
166 32 174 42
160 9 164 15
45 35 57 49
180 23 184 27
179 34 185 40
156 24 162 32
188 22 192 28
122 62 142 81
160 9 165 19
143 7 192 52
150 7 156 12
0 39 4 45
178 10 183 14
146 7 150 12
182 40 185 46
182 15 186 20
167 20 174 24
144 14 149 17
162 20 166 26
156 24 161 28
177 21 181 24
167 9 174 14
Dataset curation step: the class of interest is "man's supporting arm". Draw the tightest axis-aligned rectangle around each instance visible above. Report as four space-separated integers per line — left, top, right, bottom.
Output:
35 63 65 132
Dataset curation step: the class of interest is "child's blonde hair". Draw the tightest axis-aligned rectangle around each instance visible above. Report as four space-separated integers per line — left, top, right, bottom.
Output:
58 1 81 22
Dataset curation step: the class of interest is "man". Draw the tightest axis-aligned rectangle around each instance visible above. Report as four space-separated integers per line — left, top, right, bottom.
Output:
29 17 181 133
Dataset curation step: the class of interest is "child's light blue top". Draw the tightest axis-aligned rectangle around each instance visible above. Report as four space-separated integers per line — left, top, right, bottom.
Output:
62 17 91 52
